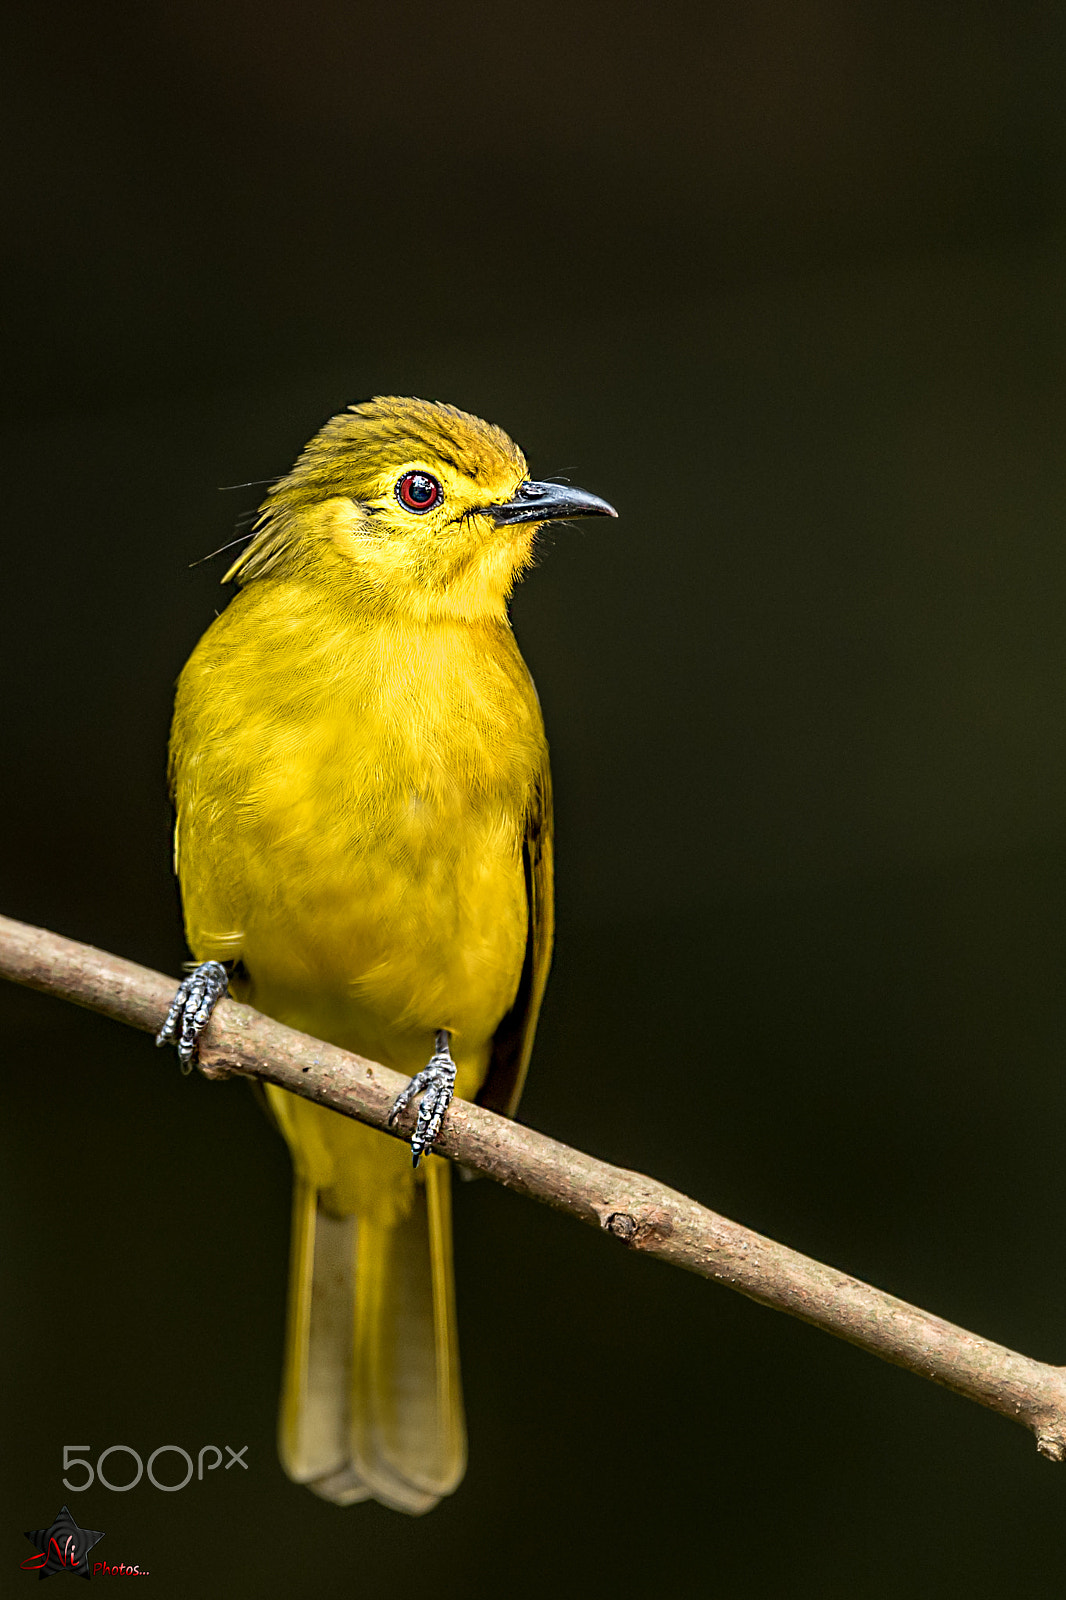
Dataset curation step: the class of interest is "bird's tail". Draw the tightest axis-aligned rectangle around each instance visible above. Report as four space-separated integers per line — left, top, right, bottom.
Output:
269 1088 466 1515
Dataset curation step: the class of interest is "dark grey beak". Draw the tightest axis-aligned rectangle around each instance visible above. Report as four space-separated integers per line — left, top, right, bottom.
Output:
489 479 618 526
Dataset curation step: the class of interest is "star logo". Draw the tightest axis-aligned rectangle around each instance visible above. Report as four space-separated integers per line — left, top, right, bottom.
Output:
22 1506 104 1580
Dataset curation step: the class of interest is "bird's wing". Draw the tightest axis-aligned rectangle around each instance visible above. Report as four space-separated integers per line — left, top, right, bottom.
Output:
477 762 554 1120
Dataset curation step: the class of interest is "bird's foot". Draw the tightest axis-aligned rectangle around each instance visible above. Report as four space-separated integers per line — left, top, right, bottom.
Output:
387 1029 457 1167
156 961 230 1074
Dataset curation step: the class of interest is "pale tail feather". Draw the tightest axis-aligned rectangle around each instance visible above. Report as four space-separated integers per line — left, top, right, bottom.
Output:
277 1157 465 1515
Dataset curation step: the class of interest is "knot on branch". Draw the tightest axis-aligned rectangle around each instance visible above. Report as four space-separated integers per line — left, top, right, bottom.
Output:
604 1207 675 1247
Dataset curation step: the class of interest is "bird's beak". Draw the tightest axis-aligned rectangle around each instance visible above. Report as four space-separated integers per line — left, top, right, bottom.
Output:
489 480 618 526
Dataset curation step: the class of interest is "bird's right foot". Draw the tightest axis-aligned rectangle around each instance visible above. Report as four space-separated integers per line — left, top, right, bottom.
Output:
156 961 229 1074
387 1029 457 1167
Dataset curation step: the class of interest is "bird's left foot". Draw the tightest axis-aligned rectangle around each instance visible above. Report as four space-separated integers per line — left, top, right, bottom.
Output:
387 1029 457 1167
156 961 230 1074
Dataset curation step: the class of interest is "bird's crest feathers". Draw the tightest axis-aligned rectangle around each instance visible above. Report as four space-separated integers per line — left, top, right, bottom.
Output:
224 397 526 587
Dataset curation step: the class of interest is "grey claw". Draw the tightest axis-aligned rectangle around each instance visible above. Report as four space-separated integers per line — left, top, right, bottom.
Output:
387 1032 457 1167
156 961 229 1074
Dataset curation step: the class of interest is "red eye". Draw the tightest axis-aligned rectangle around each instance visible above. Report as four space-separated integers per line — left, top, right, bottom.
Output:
396 472 443 512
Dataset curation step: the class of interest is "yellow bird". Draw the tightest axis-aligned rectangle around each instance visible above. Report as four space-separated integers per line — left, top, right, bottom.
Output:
157 397 616 1513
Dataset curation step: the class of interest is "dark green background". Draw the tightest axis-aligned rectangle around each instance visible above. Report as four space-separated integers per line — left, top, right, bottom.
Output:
3 2 1066 1594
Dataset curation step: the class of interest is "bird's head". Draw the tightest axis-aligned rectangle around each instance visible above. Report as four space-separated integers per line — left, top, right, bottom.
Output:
225 396 616 621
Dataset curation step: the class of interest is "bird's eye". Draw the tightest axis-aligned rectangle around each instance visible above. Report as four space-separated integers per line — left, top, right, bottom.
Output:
396 472 443 513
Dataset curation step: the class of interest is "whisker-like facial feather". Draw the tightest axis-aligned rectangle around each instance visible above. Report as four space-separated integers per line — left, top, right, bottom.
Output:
189 528 257 569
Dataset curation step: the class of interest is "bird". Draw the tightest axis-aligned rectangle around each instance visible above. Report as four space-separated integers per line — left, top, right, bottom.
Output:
156 396 616 1513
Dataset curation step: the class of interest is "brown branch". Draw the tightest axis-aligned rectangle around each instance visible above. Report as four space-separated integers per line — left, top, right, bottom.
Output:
2 908 1065 1459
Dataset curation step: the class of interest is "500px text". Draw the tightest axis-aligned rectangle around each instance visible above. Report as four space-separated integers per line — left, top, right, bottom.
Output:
62 1444 249 1492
